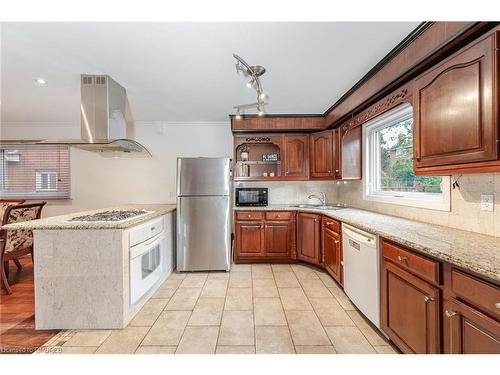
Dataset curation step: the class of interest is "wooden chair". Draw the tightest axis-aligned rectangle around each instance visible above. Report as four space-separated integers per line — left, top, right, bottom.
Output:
0 201 46 294
0 199 26 221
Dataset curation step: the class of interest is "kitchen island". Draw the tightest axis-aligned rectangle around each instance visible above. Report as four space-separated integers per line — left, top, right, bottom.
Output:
3 204 176 330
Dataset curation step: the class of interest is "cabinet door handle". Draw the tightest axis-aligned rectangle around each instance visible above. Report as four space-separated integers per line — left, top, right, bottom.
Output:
424 296 434 303
276 215 280 218
397 255 408 262
445 310 457 318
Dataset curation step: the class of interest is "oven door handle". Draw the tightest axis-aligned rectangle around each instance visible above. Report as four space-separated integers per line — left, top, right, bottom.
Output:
130 232 164 259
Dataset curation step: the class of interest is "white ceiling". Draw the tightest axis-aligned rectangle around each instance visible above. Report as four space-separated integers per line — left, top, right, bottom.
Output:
1 22 419 123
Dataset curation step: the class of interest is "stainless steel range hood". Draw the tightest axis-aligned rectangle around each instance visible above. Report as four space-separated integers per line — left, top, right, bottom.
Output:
39 74 151 158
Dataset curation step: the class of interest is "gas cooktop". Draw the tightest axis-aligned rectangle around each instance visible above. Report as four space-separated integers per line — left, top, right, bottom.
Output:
68 209 149 222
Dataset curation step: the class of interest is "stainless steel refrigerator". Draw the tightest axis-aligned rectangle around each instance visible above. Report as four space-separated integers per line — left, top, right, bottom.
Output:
176 157 231 271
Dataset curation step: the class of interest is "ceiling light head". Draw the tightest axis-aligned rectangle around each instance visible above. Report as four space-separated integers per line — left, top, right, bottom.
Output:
250 65 266 77
235 109 242 120
258 92 267 101
257 106 265 117
246 79 254 89
35 78 48 86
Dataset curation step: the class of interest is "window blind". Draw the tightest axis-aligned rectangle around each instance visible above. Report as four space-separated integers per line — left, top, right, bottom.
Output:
0 144 71 199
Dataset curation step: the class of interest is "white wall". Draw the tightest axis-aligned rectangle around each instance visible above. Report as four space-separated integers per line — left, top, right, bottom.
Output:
0 121 232 217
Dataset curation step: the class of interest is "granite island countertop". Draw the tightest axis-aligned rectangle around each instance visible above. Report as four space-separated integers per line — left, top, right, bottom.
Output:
234 205 500 283
2 204 176 230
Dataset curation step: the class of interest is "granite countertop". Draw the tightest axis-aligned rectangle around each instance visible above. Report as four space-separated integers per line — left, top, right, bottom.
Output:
2 204 176 230
234 205 500 283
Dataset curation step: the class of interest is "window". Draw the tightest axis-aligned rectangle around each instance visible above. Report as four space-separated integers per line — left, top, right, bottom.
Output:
0 144 71 199
363 104 450 211
36 171 58 191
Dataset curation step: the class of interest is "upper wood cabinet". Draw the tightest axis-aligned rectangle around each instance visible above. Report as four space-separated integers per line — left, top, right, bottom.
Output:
297 212 321 265
337 125 362 180
283 134 309 179
413 32 499 172
310 130 334 179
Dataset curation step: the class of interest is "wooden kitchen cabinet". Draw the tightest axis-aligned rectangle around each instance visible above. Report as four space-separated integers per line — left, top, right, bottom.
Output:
442 267 500 353
234 211 296 262
443 298 500 354
322 217 342 285
235 221 264 257
413 32 499 173
297 212 321 265
381 240 441 354
310 130 334 179
264 221 293 258
337 124 362 180
283 134 309 179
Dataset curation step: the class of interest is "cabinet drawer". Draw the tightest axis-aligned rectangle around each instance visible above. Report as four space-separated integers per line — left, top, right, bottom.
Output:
265 211 292 221
236 211 264 221
451 269 500 319
382 241 440 284
322 217 340 233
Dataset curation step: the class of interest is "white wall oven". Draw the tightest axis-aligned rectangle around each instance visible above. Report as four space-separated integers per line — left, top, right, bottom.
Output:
130 217 167 305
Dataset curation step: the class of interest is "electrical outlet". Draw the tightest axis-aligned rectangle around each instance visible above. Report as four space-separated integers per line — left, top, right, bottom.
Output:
480 194 494 212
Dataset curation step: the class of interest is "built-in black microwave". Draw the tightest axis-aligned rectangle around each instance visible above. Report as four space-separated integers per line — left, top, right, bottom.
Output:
235 188 268 207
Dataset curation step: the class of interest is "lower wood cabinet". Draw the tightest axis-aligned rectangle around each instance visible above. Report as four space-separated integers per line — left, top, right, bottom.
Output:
443 298 500 354
235 221 264 257
381 240 441 354
234 211 295 262
322 217 342 285
297 212 321 265
442 266 500 353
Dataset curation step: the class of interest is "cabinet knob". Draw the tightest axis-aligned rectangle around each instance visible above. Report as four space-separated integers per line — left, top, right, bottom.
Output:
247 215 251 218
445 310 457 318
335 169 339 173
495 303 500 309
328 170 331 173
397 255 408 262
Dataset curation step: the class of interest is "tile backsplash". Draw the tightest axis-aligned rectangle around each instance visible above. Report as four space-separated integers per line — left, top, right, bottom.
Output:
234 181 340 205
235 173 500 237
338 173 500 237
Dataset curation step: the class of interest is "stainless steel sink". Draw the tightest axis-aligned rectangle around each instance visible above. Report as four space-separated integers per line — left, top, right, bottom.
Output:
290 204 346 210
315 205 346 210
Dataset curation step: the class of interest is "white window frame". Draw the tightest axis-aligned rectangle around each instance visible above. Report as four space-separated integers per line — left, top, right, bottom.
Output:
36 170 58 192
363 103 451 211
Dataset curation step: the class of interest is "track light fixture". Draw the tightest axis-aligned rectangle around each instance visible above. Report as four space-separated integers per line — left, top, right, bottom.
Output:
233 54 268 119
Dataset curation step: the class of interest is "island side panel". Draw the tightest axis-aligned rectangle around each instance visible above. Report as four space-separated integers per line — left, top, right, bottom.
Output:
33 229 126 329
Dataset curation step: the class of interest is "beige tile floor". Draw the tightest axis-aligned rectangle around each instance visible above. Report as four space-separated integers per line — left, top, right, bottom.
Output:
37 263 398 354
